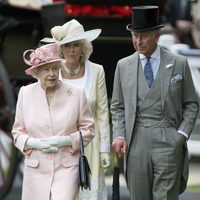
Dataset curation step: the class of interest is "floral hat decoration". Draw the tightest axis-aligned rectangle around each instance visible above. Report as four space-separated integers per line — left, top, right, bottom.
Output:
23 43 63 76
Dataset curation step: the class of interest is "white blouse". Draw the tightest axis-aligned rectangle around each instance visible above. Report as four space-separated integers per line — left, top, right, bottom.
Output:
60 60 93 99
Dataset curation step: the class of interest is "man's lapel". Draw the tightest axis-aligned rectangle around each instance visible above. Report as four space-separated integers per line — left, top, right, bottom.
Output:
127 53 139 113
160 48 176 109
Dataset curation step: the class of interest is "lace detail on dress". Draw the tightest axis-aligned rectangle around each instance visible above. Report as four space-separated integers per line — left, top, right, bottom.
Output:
79 176 107 200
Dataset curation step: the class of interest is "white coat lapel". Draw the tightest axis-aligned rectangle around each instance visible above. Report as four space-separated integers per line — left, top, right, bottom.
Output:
83 60 93 98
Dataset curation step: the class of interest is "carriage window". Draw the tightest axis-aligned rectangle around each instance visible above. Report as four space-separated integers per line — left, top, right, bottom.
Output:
0 80 10 132
0 81 7 107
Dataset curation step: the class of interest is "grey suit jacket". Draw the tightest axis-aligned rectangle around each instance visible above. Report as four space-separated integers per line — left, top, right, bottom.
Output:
111 46 199 193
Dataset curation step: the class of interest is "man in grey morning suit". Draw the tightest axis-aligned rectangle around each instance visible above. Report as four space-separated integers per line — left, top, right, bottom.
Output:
111 6 199 200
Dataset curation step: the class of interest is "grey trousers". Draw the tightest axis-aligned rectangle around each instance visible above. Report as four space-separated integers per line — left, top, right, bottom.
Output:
127 125 184 200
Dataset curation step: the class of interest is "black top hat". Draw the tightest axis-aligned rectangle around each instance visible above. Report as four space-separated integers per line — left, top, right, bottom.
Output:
126 6 164 32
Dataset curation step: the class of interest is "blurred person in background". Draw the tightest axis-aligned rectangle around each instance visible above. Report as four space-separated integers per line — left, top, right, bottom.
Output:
12 43 94 200
111 6 199 200
191 0 200 48
163 0 196 48
50 19 111 200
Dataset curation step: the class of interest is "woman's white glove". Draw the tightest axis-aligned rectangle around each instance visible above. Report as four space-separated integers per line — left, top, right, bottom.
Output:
100 152 110 169
42 135 72 148
26 138 58 153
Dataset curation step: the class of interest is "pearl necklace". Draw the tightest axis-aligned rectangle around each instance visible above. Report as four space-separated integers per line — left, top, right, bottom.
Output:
46 92 55 107
64 64 81 75
46 95 54 106
46 82 61 107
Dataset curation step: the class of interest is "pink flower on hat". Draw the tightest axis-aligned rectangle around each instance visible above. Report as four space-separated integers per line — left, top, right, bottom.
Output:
23 43 63 76
30 48 53 66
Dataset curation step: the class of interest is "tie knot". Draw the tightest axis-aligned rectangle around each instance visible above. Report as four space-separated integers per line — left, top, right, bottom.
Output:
146 57 151 62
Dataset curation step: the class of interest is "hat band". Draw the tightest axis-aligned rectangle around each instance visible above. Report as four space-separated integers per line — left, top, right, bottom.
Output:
31 57 61 67
61 26 84 42
133 22 160 29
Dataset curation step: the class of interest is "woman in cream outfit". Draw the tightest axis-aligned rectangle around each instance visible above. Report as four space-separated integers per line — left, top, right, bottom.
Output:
12 43 94 200
50 19 111 200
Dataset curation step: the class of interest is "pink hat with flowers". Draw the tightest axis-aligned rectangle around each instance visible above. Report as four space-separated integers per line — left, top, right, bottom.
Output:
23 43 63 76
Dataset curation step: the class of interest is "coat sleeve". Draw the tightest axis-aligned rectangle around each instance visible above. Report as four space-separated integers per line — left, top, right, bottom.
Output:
70 88 95 153
178 59 199 137
12 87 31 154
110 62 126 141
95 66 110 153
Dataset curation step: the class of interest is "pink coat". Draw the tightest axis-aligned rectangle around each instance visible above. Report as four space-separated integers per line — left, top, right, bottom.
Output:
12 82 95 200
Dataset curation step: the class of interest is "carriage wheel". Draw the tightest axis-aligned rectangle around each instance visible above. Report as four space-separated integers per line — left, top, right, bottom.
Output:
0 60 18 199
0 130 18 199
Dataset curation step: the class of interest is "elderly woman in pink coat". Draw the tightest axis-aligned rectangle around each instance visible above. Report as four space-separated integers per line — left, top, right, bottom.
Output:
11 43 95 200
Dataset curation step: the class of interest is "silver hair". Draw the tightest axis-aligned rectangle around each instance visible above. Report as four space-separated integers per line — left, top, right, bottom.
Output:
79 39 93 63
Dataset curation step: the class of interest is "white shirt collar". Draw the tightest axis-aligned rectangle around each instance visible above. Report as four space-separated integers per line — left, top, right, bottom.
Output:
139 45 160 60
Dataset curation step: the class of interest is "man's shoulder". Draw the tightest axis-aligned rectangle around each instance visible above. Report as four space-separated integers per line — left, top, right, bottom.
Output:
118 53 137 65
22 82 38 91
160 46 187 61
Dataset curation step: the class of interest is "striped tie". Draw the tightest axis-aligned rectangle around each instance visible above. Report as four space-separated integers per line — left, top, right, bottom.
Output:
144 57 154 88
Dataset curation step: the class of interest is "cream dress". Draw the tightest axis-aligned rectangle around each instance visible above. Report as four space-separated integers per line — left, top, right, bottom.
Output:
61 60 110 200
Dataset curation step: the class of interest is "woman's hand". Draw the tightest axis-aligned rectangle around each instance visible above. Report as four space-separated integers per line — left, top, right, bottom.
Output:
100 152 110 169
26 137 58 152
42 135 72 148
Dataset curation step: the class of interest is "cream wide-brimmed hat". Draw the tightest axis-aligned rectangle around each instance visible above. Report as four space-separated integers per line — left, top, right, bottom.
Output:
23 43 63 76
50 19 102 45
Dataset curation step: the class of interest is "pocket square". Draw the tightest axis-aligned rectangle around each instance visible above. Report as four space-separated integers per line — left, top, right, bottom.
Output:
171 74 182 84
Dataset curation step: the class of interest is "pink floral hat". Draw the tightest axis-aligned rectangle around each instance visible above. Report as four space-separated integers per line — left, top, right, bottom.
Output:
23 43 63 76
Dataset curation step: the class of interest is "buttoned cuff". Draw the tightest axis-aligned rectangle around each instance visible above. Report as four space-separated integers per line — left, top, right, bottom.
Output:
100 143 110 153
178 130 188 139
112 136 125 145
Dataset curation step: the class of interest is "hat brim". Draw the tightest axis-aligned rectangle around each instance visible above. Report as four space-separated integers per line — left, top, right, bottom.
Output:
25 58 63 76
57 29 101 45
126 24 164 32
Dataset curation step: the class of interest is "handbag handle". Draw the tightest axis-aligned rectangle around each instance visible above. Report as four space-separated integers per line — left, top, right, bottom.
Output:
79 131 84 155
